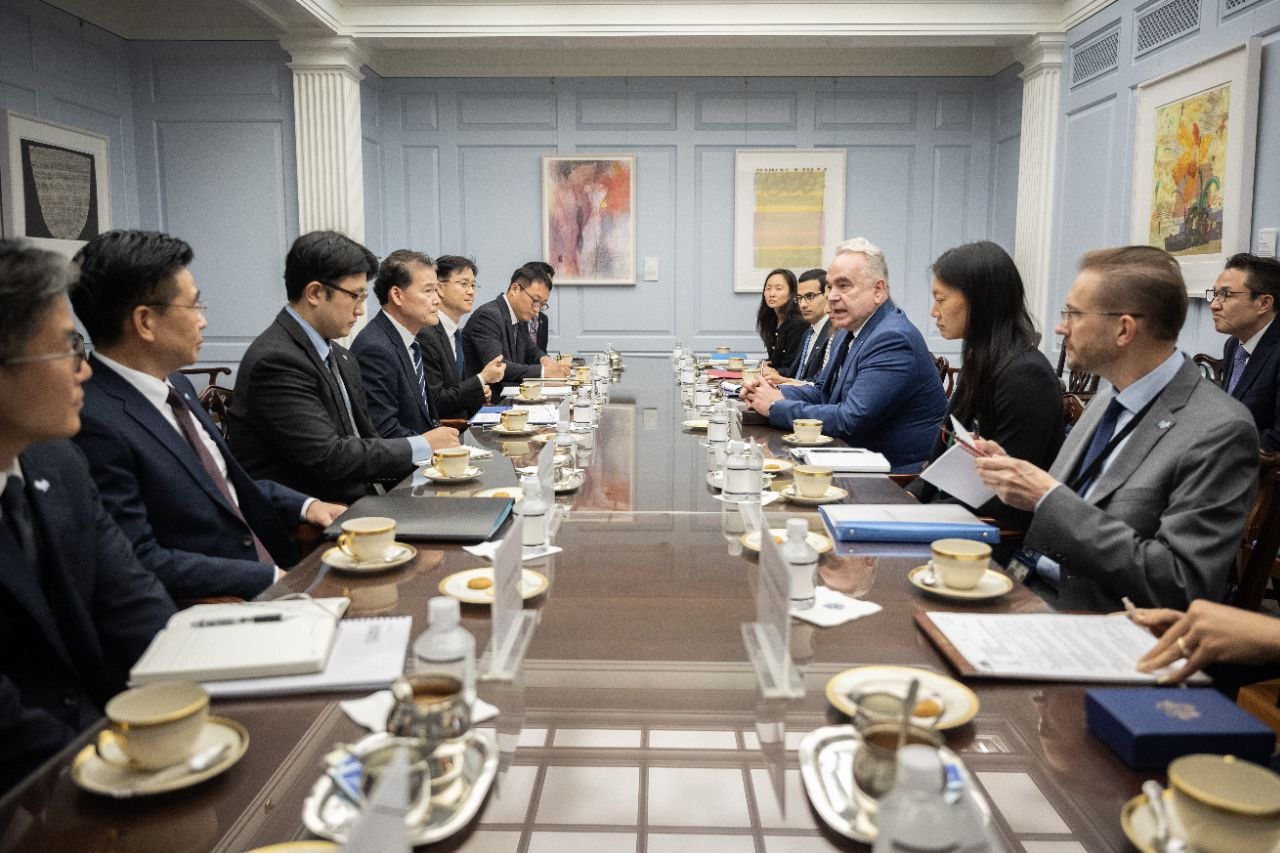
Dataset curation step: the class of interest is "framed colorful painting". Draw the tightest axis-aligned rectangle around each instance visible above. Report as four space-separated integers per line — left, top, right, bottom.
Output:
1130 40 1261 294
733 149 845 294
542 155 635 285
0 111 111 257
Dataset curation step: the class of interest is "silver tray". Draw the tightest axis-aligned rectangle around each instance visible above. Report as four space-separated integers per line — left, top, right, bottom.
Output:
797 725 987 844
302 730 498 845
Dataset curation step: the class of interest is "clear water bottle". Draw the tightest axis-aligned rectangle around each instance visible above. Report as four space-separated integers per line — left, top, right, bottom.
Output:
872 745 994 852
745 438 764 495
517 473 548 547
413 596 476 704
573 387 594 428
723 440 750 501
708 402 729 444
779 518 818 609
694 377 712 410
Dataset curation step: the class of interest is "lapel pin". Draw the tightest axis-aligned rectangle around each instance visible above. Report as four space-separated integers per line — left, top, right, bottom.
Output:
1156 420 1172 430
33 479 50 492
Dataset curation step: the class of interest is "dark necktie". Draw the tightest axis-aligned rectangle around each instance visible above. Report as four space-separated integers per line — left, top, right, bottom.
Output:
1 476 39 579
327 350 360 436
1227 344 1249 394
453 329 466 380
822 335 854 397
409 340 429 405
527 319 538 347
166 387 273 564
1071 398 1125 495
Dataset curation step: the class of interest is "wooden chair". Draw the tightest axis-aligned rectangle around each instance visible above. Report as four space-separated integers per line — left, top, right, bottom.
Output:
1231 452 1280 612
1055 347 1100 396
1192 352 1225 385
932 355 959 399
1062 393 1089 428
178 366 234 437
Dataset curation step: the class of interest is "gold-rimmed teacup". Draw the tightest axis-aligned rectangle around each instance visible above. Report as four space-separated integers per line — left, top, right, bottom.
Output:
930 538 991 590
96 681 209 770
793 465 834 498
338 516 397 562
500 409 529 431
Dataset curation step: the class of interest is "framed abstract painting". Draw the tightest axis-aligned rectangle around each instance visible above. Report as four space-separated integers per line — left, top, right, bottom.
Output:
542 155 635 285
0 111 111 257
1129 40 1260 294
733 149 845 294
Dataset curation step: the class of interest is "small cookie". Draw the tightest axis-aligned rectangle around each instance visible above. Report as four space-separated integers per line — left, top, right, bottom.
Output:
913 698 943 718
467 576 494 590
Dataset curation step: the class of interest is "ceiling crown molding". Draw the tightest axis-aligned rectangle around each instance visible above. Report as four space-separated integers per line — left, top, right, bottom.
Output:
280 35 372 75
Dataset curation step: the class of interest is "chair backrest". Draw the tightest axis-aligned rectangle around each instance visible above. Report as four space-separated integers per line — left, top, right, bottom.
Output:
1062 393 1089 428
1192 352 1225 385
178 366 234 437
932 355 959 399
1232 452 1280 611
1055 346 1100 395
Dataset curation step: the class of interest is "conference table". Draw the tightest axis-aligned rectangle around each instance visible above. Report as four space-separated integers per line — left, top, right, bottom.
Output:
0 356 1150 852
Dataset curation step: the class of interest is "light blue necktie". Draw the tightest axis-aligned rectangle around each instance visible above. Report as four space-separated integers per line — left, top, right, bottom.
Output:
1227 344 1249 394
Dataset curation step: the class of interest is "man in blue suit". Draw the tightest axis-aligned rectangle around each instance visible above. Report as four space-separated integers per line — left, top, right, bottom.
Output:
0 241 175 795
744 238 947 472
70 231 346 601
352 250 462 445
1210 252 1280 452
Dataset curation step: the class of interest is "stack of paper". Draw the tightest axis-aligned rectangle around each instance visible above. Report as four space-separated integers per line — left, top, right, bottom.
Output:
800 448 891 473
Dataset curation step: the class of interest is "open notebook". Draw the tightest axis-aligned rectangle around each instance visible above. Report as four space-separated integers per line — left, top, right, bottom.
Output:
129 597 349 685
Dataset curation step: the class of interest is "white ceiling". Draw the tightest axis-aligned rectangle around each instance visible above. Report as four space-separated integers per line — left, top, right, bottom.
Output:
43 0 1113 76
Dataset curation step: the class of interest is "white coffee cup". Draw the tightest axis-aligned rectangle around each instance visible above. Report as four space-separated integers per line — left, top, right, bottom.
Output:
97 681 209 770
794 418 823 442
794 465 834 498
433 446 470 477
519 381 542 400
930 538 991 590
339 516 397 561
500 409 530 431
740 367 760 386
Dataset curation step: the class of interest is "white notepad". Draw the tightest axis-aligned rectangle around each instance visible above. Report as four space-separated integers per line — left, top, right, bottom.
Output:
800 448 891 473
129 597 349 685
203 616 412 698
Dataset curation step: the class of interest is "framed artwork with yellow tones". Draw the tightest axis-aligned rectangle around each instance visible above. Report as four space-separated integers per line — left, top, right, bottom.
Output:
734 149 845 293
1130 40 1260 294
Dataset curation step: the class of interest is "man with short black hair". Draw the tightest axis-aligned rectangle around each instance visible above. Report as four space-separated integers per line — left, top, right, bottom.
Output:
351 250 462 444
417 255 504 419
71 230 345 601
0 240 175 795
230 231 452 504
976 245 1258 612
762 268 832 385
461 263 570 388
524 260 554 351
1210 252 1280 451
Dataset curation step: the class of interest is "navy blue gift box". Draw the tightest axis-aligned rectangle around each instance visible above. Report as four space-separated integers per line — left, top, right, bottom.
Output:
1085 687 1275 770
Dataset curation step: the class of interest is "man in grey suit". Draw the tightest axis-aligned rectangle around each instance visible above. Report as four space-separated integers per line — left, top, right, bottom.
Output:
976 246 1258 613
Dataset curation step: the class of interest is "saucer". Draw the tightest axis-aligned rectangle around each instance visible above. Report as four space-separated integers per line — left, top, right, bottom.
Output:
246 844 339 852
439 567 550 603
706 470 776 490
1120 789 1182 853
907 565 1013 601
761 458 795 475
323 542 417 573
782 433 834 446
422 465 483 482
490 424 536 436
554 469 586 493
825 665 979 730
475 487 524 501
512 395 548 404
683 418 709 431
463 446 494 460
740 528 833 554
781 484 848 505
72 715 249 798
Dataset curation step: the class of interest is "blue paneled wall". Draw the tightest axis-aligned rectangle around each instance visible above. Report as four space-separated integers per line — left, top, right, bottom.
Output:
1055 0 1280 359
362 73 1023 356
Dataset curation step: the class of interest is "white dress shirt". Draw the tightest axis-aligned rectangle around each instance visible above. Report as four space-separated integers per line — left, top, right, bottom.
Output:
503 293 544 378
437 313 485 391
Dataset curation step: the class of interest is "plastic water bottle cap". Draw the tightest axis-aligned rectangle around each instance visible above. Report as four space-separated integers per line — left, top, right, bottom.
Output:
786 518 809 539
895 744 944 792
428 595 461 629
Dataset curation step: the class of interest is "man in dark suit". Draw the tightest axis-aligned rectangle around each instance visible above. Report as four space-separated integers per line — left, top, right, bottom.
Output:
418 255 505 419
69 231 345 601
524 260 554 351
1210 252 1280 451
976 246 1258 612
351 249 466 442
229 232 458 504
0 241 175 795
762 268 832 385
744 240 947 472
460 264 570 389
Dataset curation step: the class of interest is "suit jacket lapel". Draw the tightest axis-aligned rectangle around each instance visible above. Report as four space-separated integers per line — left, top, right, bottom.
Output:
1049 387 1112 480
277 310 354 437
1232 320 1280 398
375 313 431 425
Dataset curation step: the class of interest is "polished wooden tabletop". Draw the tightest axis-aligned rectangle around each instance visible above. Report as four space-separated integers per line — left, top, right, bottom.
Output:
0 356 1149 852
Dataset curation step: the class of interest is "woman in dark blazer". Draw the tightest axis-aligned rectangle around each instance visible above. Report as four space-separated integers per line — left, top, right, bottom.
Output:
756 268 806 371
908 241 1064 531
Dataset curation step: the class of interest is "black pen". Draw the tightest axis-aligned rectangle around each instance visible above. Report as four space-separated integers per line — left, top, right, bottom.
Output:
191 613 285 628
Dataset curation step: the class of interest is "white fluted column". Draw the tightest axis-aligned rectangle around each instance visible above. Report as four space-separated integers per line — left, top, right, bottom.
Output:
1013 33 1065 335
281 36 370 241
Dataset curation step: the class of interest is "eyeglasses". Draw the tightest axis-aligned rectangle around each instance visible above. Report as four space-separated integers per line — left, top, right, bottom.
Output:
442 278 477 292
794 292 824 304
143 301 209 314
319 280 369 302
1058 309 1146 324
517 284 547 310
0 331 86 373
1204 288 1253 304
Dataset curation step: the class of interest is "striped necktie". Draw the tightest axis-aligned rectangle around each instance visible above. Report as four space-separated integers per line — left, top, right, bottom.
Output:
410 339 429 406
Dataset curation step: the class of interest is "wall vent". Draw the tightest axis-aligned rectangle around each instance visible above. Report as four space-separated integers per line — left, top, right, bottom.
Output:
1135 0 1202 55
1071 25 1121 87
1222 0 1268 16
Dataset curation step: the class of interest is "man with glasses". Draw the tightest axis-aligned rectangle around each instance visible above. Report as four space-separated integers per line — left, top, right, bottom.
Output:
351 249 463 443
975 245 1258 612
70 231 344 601
461 263 570 389
524 260 554 351
0 240 175 795
417 256 505 419
762 268 832 384
1208 253 1280 451
230 231 444 504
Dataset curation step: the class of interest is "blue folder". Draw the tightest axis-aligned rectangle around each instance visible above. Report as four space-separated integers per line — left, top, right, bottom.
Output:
818 511 1000 544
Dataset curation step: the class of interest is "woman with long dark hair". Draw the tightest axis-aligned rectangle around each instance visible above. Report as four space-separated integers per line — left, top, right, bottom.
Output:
755 268 806 371
908 241 1063 530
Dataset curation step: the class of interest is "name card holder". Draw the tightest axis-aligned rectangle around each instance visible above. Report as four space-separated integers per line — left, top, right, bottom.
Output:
740 500 804 699
479 516 538 682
